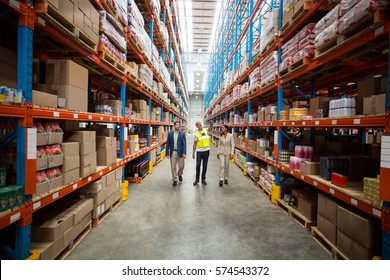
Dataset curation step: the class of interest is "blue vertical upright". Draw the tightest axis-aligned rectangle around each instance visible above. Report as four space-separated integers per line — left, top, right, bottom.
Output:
15 0 34 260
120 82 126 159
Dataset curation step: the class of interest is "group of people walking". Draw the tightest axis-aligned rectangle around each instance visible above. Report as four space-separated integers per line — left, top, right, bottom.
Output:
165 120 235 187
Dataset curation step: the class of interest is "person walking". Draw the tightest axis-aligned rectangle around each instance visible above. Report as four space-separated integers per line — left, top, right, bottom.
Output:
192 120 213 185
166 121 186 186
217 124 235 187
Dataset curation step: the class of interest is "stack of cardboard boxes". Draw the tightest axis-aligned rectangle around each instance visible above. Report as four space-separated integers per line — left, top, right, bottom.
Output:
61 142 80 185
30 197 93 259
292 188 318 221
76 168 122 220
133 99 148 120
46 0 100 45
67 131 97 178
97 136 117 166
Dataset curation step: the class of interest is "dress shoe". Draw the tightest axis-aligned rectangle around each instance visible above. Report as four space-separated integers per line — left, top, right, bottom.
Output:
224 179 228 184
193 180 199 186
178 175 183 182
202 180 207 185
219 180 223 187
173 181 177 186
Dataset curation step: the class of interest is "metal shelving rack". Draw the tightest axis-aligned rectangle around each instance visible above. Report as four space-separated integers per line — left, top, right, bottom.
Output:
205 0 390 259
0 0 187 259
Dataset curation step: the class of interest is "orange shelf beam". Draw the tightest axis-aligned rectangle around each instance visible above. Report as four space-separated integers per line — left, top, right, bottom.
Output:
0 206 25 230
0 104 26 118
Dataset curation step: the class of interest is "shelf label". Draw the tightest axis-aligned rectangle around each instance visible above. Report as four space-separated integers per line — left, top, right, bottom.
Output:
52 192 59 199
332 120 337 125
73 113 78 119
109 167 112 171
53 111 59 118
315 121 319 125
88 115 92 120
100 116 103 120
73 183 78 190
274 131 278 144
117 118 120 122
351 198 358 205
282 167 285 170
283 122 286 126
290 171 294 175
99 171 103 176
10 212 21 223
375 26 384 36
88 176 92 182
27 128 37 160
302 122 306 126
33 201 41 210
38 16 45 26
301 175 304 180
313 181 318 186
329 188 335 194
110 117 113 121
10 0 20 9
292 122 295 125
372 208 381 217
353 119 361 125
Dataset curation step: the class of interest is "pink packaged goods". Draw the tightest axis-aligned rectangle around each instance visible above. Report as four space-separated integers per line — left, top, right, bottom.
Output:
36 171 48 184
46 167 62 180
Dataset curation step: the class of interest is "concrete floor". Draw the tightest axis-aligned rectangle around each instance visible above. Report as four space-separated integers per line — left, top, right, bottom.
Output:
67 137 330 260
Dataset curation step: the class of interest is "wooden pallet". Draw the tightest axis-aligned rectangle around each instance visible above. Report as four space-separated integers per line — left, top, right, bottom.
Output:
261 78 276 88
98 50 126 74
127 171 149 184
311 226 349 260
250 175 259 184
260 38 276 56
56 221 92 260
279 57 313 77
314 37 338 57
35 1 97 53
92 198 122 227
276 198 316 231
280 1 313 33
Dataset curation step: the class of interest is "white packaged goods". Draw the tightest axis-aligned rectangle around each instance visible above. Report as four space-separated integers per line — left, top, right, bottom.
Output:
128 0 144 27
113 0 127 24
99 34 126 65
260 9 279 52
314 21 338 48
339 0 360 17
260 51 278 85
99 12 126 53
249 67 261 91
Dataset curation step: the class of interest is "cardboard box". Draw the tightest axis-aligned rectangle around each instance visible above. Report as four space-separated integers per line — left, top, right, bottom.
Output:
300 161 319 175
31 212 73 242
62 155 80 172
298 197 317 221
83 187 108 206
47 59 88 90
97 147 116 166
58 0 74 24
68 198 94 225
96 136 116 148
92 202 106 219
47 154 63 168
126 62 139 77
34 181 50 199
357 77 387 97
61 142 79 157
78 0 91 18
47 0 59 9
310 97 332 116
115 167 123 181
30 242 54 260
80 142 96 155
317 213 337 245
134 99 147 111
363 94 386 115
80 162 97 178
32 90 58 107
48 175 63 191
37 156 48 171
67 131 96 143
337 206 380 248
78 179 105 194
106 171 116 186
318 193 338 224
55 84 88 112
337 230 379 260
80 152 97 167
63 168 80 185
33 84 58 95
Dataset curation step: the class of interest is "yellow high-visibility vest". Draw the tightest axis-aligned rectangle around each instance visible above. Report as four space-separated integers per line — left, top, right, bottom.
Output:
196 129 210 148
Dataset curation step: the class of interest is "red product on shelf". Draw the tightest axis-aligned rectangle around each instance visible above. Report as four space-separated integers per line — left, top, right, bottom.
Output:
331 173 348 188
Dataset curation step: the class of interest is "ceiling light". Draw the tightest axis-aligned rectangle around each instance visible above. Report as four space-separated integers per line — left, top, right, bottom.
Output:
334 86 341 90
347 82 356 86
373 75 382 78
197 73 200 76
198 48 202 53
196 80 199 82
197 62 201 66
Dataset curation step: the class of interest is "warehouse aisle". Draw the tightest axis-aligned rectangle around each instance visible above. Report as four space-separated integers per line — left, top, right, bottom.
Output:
67 137 330 260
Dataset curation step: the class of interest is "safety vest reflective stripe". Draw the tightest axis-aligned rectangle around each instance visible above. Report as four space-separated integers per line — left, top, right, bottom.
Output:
196 129 210 148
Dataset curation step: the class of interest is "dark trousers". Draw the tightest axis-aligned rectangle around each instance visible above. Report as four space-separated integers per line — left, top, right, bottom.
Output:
196 150 210 181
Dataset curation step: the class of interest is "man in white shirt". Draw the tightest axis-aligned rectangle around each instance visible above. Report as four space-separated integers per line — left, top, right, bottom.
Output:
192 120 213 185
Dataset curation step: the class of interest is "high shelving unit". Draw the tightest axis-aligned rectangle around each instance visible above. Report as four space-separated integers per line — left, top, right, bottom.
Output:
0 0 188 259
204 0 390 259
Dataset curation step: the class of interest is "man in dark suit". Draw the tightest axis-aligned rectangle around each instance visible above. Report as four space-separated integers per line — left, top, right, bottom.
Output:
166 121 187 186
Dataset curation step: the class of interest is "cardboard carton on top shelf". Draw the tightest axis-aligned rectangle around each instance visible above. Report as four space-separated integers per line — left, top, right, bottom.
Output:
133 99 148 111
337 205 380 248
58 0 74 24
33 84 58 95
54 84 88 112
73 6 83 30
317 213 337 245
46 59 88 90
80 162 97 178
79 141 96 155
78 0 91 19
299 161 319 175
96 136 116 148
97 146 116 166
32 90 58 108
80 152 97 167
